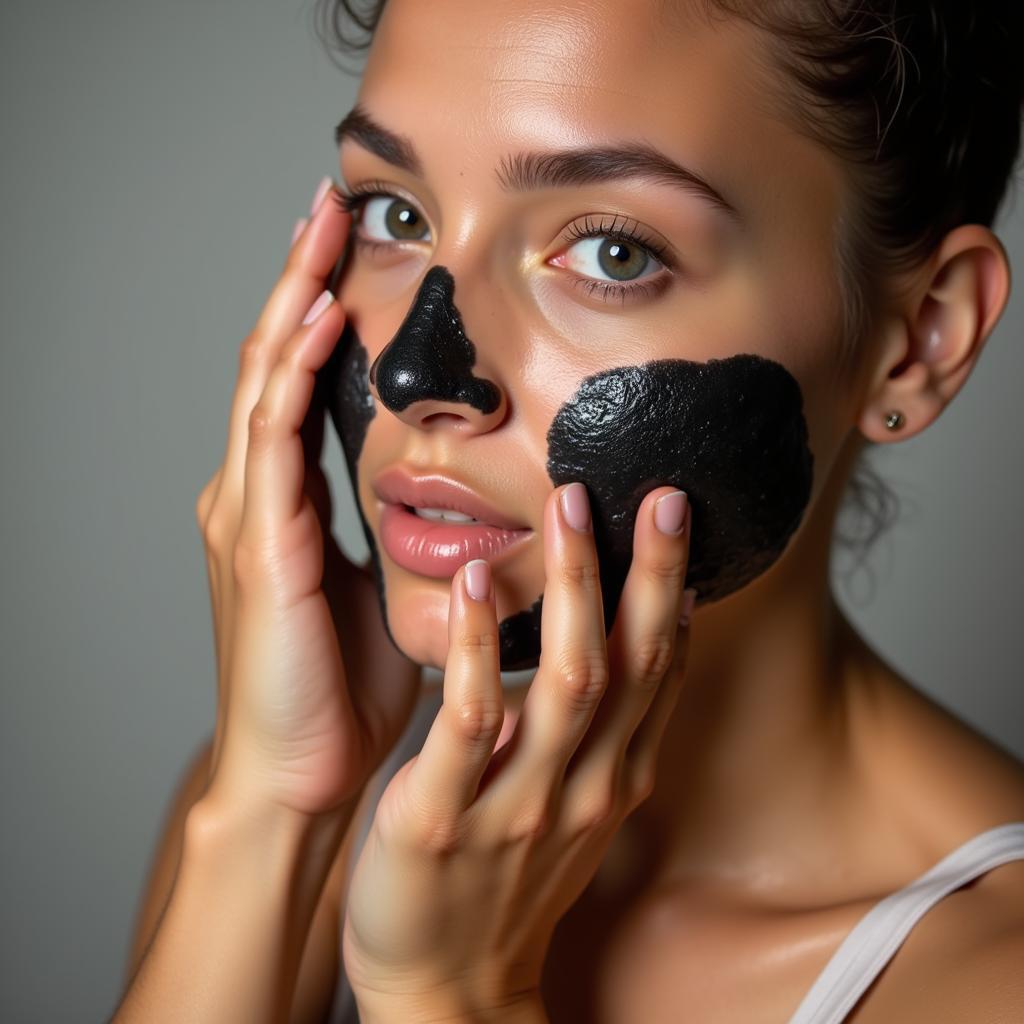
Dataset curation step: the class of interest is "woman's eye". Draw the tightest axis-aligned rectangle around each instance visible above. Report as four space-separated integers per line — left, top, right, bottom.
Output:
559 236 664 283
359 195 431 242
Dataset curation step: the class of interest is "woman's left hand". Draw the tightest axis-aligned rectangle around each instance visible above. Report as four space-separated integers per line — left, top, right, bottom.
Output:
343 481 695 1021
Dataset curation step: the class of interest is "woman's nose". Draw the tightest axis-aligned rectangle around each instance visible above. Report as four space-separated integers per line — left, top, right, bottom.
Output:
367 265 508 433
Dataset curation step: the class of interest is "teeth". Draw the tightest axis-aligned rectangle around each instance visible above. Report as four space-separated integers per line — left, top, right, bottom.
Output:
413 506 481 524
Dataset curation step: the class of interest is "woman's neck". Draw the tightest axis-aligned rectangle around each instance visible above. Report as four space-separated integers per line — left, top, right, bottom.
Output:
636 437 886 898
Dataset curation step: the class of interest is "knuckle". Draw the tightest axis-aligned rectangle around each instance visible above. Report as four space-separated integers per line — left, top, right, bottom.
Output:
631 633 675 687
456 629 500 656
201 509 226 552
415 815 467 856
506 801 551 843
643 556 687 587
559 558 601 594
571 782 621 832
202 509 233 555
450 697 504 744
247 403 274 448
555 649 609 710
238 332 264 373
231 536 270 590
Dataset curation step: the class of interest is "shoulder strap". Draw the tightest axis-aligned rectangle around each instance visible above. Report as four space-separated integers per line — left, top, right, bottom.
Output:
787 822 1024 1024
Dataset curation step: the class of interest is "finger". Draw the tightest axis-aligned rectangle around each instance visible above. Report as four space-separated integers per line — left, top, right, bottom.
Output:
507 483 610 782
407 560 504 825
240 290 344 537
299 370 327 469
624 591 696 793
565 487 691 782
218 180 351 516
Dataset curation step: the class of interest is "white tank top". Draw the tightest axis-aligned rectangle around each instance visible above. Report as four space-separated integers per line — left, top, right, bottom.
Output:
325 686 1024 1023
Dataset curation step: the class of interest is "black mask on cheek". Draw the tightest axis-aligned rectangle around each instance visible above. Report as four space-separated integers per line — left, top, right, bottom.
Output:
545 355 814 637
320 265 815 674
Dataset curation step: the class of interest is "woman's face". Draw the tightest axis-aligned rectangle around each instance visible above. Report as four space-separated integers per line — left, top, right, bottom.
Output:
327 0 861 671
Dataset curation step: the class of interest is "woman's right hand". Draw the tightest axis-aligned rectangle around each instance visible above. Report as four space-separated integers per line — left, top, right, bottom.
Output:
194 178 422 822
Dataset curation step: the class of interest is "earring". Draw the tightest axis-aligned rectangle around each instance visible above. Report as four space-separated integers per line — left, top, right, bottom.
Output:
884 410 906 431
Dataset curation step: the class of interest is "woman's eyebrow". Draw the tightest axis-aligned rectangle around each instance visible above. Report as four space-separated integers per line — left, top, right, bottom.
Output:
335 105 424 177
495 148 740 222
335 104 741 224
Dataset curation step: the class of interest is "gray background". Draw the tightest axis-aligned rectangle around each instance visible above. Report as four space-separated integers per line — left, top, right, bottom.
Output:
1 1 1021 1020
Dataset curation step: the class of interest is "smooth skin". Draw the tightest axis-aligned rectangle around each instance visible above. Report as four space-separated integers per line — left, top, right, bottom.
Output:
120 1 1024 1022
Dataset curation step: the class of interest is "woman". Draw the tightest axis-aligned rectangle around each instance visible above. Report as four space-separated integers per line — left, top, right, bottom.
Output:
116 1 1024 1021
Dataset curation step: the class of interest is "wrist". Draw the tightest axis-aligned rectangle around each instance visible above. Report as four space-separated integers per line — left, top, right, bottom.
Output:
113 788 361 1023
196 760 368 849
185 783 359 913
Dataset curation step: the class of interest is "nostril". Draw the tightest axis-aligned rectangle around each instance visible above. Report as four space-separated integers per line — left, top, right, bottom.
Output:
421 411 470 428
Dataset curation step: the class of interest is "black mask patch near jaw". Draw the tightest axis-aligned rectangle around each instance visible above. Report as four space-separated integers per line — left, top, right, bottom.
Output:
318 320 397 651
368 265 501 415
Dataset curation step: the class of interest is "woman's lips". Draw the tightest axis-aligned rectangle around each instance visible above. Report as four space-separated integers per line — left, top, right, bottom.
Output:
379 503 533 578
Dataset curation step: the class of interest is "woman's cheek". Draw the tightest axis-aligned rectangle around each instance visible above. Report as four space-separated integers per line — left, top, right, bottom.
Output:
526 271 674 364
336 245 431 318
526 267 818 609
545 354 816 628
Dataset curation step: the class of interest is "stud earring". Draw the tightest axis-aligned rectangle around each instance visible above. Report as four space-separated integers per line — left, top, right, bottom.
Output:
884 410 906 431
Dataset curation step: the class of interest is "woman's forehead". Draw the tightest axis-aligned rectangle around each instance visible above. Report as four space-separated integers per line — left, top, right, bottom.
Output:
355 0 842 223
361 0 759 144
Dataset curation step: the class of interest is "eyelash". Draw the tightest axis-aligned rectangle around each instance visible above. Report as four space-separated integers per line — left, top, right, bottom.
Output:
334 184 675 304
333 183 404 256
561 214 673 304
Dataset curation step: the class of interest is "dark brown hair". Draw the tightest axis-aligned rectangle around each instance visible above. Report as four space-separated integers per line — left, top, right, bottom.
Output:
312 0 1023 581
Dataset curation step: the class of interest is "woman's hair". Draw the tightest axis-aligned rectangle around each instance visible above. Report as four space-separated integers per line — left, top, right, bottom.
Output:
312 0 1023 583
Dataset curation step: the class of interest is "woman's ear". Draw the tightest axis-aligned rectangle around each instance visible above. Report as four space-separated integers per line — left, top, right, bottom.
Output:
856 224 1011 443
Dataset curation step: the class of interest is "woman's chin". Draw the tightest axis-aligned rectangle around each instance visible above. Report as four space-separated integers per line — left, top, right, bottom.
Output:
380 564 543 676
384 575 455 670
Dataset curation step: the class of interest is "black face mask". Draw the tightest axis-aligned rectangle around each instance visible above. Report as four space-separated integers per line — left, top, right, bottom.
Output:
320 265 814 671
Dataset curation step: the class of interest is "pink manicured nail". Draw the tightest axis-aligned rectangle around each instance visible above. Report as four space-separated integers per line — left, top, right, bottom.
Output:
310 176 333 216
679 588 697 627
465 559 491 601
654 490 688 535
302 289 334 325
291 217 308 245
560 482 591 533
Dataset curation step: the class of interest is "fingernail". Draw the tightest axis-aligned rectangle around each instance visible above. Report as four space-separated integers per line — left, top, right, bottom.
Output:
465 559 491 601
291 217 308 245
302 289 334 325
560 482 591 533
310 176 333 216
679 588 697 627
654 490 688 535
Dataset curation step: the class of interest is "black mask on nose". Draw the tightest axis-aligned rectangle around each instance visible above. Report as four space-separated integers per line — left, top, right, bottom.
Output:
368 265 501 415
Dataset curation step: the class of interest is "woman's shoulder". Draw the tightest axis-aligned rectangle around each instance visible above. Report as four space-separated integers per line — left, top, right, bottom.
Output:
844 845 1024 1023
858 659 1024 829
844 664 1024 1021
